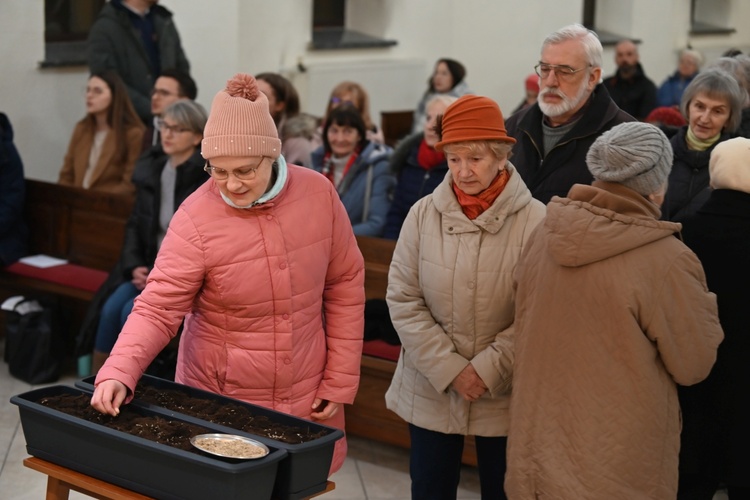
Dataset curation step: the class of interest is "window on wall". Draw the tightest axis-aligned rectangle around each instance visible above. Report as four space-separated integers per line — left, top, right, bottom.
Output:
310 0 397 50
582 0 630 46
43 0 105 67
690 0 735 35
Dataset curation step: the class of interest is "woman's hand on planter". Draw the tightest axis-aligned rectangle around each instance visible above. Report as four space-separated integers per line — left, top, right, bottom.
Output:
91 379 128 416
310 398 339 421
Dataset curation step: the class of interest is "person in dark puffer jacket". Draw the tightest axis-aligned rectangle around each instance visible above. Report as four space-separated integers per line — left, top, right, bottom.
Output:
383 94 457 240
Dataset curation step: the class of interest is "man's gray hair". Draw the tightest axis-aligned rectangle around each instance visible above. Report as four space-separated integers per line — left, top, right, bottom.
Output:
542 23 603 69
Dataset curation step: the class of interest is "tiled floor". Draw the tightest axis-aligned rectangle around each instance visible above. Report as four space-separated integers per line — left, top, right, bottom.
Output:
0 347 481 500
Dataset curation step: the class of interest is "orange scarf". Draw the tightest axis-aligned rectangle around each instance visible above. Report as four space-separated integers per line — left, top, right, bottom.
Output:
452 169 511 220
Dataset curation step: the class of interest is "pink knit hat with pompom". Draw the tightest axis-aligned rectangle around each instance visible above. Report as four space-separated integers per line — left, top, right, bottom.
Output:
202 73 281 159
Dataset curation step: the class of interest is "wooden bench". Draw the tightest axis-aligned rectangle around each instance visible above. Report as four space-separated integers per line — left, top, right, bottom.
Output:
0 179 133 343
0 179 133 301
349 236 477 467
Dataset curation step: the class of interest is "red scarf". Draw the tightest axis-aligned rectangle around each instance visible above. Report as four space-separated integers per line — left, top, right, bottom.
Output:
417 139 445 170
452 168 511 220
322 150 359 187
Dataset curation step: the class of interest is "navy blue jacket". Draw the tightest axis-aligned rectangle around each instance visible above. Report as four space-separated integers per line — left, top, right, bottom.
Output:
310 141 395 237
382 133 448 240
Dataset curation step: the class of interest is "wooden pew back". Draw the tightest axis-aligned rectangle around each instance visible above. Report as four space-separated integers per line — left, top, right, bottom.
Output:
23 179 133 271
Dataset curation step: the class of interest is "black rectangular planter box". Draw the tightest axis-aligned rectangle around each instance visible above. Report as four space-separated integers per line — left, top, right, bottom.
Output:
77 375 344 500
11 385 287 500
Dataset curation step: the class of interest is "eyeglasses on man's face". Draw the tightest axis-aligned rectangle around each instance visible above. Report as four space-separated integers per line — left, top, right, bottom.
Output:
156 119 191 134
203 157 267 181
534 63 590 81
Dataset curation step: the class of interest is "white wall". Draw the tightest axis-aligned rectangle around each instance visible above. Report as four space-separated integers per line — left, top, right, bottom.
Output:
2 0 749 182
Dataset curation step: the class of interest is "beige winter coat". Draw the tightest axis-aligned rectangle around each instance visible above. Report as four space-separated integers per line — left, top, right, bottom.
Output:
385 163 545 436
506 181 724 499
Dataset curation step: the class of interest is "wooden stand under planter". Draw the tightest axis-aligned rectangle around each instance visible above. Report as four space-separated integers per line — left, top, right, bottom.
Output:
23 457 335 500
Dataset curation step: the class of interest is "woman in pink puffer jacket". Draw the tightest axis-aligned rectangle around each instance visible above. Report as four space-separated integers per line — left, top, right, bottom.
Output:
91 73 366 474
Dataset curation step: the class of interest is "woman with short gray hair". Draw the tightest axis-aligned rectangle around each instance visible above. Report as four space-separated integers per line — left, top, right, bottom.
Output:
662 69 744 221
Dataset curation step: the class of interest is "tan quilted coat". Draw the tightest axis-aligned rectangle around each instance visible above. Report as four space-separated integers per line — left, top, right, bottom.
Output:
505 181 724 499
385 164 545 436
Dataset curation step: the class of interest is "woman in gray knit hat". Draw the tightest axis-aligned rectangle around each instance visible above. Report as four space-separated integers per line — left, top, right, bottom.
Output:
505 121 724 499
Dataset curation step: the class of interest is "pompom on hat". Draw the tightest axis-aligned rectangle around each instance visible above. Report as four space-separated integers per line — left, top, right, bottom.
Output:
434 95 516 152
585 122 673 196
201 73 281 160
709 137 750 193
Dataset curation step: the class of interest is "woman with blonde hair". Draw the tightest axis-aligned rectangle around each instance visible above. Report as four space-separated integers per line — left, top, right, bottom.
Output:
58 70 144 195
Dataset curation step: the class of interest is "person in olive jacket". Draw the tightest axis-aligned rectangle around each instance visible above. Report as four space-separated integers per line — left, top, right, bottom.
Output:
78 100 208 374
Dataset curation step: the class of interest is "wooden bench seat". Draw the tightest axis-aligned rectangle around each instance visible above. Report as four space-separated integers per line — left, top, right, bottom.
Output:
0 179 133 342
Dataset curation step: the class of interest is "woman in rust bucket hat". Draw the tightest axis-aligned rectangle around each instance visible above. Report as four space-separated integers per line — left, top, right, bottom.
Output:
384 94 545 499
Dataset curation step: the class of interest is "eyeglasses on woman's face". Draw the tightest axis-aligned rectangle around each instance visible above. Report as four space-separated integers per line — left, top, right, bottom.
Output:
203 157 267 181
157 119 191 135
534 63 589 81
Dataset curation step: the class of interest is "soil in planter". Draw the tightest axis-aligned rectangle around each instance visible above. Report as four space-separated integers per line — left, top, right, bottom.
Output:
37 393 213 453
133 385 328 445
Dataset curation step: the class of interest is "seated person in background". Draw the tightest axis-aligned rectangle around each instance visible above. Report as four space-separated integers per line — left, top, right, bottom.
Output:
707 55 750 139
58 71 144 195
662 69 744 222
145 68 197 150
0 112 28 266
645 105 687 139
310 104 395 237
602 39 657 120
657 48 703 108
383 94 457 240
256 72 317 166
315 81 384 147
80 100 208 375
412 58 473 133
511 74 540 115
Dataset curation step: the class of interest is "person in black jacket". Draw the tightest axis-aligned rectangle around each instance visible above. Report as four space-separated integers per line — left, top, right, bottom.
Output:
678 137 750 500
602 39 657 120
87 0 191 123
0 112 27 266
504 23 634 204
662 69 744 222
80 100 208 374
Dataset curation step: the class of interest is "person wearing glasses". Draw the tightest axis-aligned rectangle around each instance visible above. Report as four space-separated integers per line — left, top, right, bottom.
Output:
57 71 145 195
145 68 197 151
504 23 634 204
90 73 365 476
80 99 208 375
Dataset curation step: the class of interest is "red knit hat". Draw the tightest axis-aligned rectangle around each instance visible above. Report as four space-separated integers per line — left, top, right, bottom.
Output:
525 73 540 93
644 106 687 128
202 73 282 160
435 95 516 151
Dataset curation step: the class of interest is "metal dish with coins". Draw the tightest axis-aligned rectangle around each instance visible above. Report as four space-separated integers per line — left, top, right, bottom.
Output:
190 433 270 459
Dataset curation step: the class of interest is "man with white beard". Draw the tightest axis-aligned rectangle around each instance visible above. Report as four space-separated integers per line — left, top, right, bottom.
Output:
505 24 634 204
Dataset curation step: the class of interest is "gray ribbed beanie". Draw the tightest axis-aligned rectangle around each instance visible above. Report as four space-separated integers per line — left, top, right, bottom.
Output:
585 122 673 195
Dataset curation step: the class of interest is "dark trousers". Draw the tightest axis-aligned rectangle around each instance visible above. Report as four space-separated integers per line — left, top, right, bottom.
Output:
678 474 750 500
409 423 508 500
